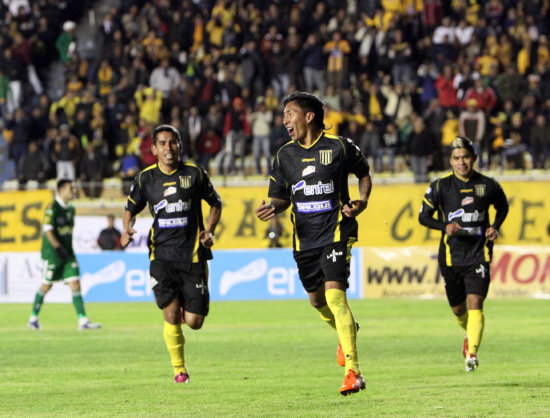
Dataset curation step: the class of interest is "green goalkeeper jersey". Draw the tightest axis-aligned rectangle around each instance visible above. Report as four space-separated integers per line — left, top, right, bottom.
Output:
41 196 75 263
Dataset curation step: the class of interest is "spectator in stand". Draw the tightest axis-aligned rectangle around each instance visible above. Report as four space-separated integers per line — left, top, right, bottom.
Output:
462 74 498 115
503 112 527 169
459 99 487 167
11 31 43 96
494 66 525 108
360 120 383 173
387 28 413 84
250 97 273 176
134 86 163 125
302 33 326 95
4 107 30 167
186 106 202 160
79 140 107 198
406 116 436 183
51 124 80 180
56 21 76 64
197 128 221 170
97 215 123 250
529 114 550 169
435 64 458 111
1 48 24 113
382 122 401 174
149 57 181 113
0 68 11 120
381 78 413 129
216 96 250 176
138 121 157 169
17 141 49 190
323 30 351 91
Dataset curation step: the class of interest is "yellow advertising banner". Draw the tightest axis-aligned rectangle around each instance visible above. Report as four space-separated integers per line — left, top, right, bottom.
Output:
362 246 550 299
210 180 550 249
359 180 550 247
0 190 52 252
2 180 548 251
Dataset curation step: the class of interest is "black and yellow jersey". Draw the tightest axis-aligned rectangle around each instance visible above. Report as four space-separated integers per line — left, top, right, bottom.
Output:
268 132 370 251
419 171 509 267
125 162 222 262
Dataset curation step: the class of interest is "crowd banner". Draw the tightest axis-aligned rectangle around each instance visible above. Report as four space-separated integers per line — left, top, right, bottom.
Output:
363 246 550 299
0 248 361 303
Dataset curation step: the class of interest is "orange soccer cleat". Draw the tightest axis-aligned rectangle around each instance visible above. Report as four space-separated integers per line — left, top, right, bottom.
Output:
339 369 366 396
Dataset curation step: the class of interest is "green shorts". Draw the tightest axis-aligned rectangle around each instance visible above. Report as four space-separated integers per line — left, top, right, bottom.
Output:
42 258 80 284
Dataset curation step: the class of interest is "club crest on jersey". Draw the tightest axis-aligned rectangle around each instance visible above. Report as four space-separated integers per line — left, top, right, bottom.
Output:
319 150 332 165
475 184 486 197
179 176 191 189
302 165 316 176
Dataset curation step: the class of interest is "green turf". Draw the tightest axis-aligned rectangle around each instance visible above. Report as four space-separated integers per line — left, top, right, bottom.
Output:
1 299 549 417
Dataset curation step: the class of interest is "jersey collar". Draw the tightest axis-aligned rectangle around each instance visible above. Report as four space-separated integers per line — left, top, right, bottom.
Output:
55 195 68 208
157 162 180 176
298 131 324 149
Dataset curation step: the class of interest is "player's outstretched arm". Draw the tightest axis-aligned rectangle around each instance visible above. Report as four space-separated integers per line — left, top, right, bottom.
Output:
121 209 136 248
255 198 290 221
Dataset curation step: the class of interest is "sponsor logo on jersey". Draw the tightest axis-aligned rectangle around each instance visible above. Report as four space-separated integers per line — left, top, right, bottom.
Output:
154 199 191 214
292 180 334 195
163 182 176 186
327 248 343 262
461 196 474 206
302 165 316 176
448 209 485 222
158 217 188 228
295 200 332 213
475 184 486 197
460 189 473 193
319 150 332 165
164 186 177 197
179 176 191 189
302 157 315 162
448 208 465 221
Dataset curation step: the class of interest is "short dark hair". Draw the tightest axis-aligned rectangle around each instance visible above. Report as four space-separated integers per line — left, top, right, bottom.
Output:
153 124 181 145
57 178 72 191
450 135 475 156
283 91 326 130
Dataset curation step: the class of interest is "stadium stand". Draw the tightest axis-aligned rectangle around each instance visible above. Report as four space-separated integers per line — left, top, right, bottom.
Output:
1 0 550 198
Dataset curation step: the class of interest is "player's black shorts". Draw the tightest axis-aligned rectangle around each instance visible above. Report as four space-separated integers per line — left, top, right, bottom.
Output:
149 260 209 315
440 262 491 307
293 239 354 293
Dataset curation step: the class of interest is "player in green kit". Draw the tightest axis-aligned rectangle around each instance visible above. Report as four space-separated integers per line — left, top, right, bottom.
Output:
28 179 101 330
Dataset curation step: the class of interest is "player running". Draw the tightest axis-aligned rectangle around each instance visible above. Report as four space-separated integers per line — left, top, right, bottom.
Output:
121 124 222 383
255 91 371 395
419 136 509 372
28 179 101 330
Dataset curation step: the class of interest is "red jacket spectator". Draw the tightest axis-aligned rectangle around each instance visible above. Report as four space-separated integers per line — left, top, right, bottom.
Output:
434 64 458 109
462 78 498 113
222 97 251 137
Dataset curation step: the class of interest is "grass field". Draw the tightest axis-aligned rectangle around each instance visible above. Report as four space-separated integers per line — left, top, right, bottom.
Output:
1 299 549 417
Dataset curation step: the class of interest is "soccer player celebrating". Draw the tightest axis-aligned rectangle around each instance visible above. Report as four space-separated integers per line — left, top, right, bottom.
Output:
121 124 222 384
255 91 372 395
28 179 101 330
418 136 509 372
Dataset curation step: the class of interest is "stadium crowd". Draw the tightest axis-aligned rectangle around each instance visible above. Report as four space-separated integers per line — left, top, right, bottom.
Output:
2 0 550 193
